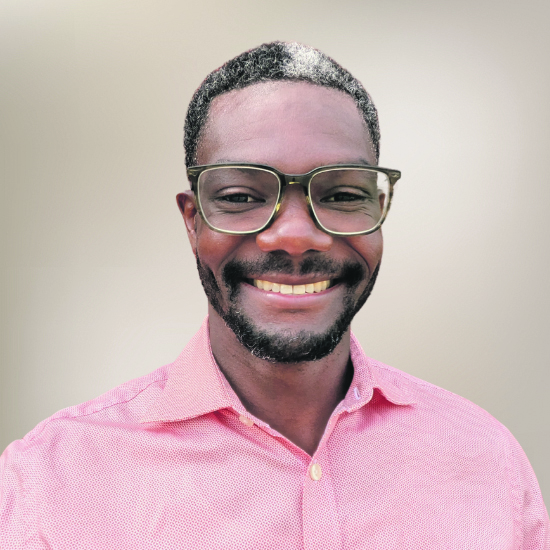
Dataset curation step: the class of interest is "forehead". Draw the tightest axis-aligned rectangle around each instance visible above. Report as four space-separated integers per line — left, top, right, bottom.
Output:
196 81 376 171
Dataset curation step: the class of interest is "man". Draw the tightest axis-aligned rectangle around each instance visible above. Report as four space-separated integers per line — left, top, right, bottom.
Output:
1 41 548 549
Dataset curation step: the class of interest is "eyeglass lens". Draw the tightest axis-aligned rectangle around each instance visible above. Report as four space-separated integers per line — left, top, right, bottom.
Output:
197 167 389 234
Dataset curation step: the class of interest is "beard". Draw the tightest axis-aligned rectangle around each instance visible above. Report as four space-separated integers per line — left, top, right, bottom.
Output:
196 252 380 363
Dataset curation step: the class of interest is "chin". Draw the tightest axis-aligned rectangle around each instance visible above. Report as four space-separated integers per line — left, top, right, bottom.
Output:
223 310 350 363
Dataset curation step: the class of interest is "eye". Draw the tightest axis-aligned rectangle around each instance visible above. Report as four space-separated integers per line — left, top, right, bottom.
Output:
321 191 369 203
216 192 265 204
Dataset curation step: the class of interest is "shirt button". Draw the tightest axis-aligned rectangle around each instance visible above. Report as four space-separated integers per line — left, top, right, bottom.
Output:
354 387 361 400
238 415 254 427
310 463 322 481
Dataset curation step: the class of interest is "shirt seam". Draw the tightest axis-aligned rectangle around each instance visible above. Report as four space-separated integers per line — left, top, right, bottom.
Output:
372 361 436 390
23 375 169 445
374 361 499 411
379 365 513 443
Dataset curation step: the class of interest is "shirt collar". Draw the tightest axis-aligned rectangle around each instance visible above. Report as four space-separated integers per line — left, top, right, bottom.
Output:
340 332 417 412
140 318 415 424
140 318 233 423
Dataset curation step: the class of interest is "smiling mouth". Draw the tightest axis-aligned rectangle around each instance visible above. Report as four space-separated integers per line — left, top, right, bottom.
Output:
250 279 333 295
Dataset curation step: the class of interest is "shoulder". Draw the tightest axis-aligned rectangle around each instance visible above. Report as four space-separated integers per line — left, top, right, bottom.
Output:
368 358 543 481
0 364 171 546
361 358 549 546
2 363 170 461
373 358 513 436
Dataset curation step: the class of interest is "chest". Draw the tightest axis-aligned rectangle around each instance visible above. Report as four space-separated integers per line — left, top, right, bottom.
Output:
29 410 517 549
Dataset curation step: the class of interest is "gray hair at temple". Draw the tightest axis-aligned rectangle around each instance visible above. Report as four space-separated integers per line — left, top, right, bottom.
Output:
183 42 381 168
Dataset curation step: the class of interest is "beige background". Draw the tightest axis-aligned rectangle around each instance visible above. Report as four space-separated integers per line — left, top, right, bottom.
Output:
1 0 549 504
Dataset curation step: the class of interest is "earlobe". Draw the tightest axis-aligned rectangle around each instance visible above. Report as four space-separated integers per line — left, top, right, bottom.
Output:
176 191 198 256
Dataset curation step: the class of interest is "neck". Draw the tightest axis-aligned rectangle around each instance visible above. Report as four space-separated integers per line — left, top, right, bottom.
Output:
208 308 353 456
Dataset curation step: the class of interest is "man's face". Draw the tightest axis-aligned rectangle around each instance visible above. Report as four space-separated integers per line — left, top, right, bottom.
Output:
180 81 383 362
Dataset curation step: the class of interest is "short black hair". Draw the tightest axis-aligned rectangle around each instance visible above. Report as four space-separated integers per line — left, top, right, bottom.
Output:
184 41 380 168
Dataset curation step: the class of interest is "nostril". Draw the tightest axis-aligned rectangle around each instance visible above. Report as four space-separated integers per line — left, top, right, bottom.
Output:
255 214 333 255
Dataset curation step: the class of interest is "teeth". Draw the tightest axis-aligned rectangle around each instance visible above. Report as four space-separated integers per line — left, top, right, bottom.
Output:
253 279 331 294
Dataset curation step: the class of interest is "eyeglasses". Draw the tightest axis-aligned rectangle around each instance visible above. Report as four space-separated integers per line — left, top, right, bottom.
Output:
187 163 401 236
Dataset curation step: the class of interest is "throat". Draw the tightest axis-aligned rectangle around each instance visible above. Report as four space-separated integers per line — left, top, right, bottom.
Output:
209 310 353 455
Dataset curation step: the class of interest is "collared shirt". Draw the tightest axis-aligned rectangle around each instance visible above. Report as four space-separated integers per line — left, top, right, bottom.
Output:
1 318 548 549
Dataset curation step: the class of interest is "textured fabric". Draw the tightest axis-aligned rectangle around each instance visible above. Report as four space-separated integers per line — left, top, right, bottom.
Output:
1 318 548 549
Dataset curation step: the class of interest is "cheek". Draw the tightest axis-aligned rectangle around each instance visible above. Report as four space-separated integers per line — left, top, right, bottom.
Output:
195 222 244 271
346 232 384 275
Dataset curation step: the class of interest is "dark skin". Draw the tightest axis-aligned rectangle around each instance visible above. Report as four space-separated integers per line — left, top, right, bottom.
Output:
177 82 382 456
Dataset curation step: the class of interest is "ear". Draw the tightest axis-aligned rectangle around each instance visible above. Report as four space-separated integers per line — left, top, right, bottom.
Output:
176 190 198 257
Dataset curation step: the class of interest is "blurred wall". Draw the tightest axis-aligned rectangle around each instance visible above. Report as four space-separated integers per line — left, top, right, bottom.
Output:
1 0 549 503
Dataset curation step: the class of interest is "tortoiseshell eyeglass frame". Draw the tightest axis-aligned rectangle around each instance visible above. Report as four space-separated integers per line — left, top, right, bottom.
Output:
186 163 401 236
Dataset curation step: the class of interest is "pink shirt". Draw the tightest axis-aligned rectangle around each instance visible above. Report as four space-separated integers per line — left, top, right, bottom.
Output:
1 318 548 549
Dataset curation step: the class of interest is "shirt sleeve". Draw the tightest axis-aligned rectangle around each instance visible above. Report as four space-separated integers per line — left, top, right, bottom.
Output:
0 439 27 549
508 432 550 549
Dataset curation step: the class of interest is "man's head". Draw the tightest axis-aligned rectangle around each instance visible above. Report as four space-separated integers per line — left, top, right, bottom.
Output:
184 41 381 169
178 43 385 363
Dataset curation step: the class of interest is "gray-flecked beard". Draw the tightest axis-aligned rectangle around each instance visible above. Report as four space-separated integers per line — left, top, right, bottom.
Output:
196 253 380 363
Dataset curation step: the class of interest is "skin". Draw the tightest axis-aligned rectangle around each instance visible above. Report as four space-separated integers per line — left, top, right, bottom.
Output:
177 81 383 456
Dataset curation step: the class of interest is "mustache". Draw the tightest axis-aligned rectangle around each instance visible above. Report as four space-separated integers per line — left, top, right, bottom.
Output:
222 253 366 296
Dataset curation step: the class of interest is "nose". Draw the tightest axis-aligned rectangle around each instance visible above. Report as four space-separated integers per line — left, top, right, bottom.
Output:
255 186 333 255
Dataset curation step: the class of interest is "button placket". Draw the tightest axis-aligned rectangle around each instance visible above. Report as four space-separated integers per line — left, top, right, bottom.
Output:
302 447 342 550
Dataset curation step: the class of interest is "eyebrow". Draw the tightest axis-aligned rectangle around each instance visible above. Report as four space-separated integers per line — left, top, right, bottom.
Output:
332 158 373 167
211 158 374 168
